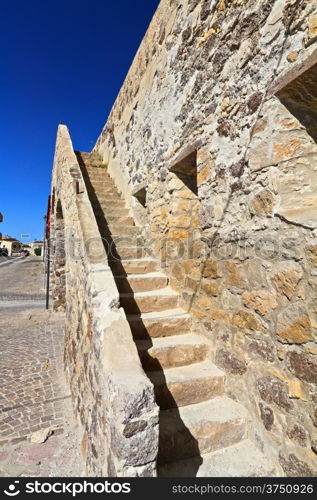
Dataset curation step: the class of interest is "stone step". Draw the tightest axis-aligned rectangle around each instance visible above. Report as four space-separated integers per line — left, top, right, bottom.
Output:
86 168 110 174
91 184 113 191
108 225 140 237
87 170 109 175
80 151 100 159
114 272 168 293
90 179 113 186
102 207 130 217
135 333 210 371
105 235 140 247
109 258 160 275
86 162 107 168
94 186 117 192
148 360 225 410
94 187 118 195
127 308 192 339
158 397 249 464
106 245 152 260
83 161 104 168
158 439 281 477
106 215 134 226
120 287 179 314
99 200 126 208
86 166 108 171
96 193 122 201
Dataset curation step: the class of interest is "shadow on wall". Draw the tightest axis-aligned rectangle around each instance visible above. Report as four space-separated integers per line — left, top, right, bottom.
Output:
277 63 317 142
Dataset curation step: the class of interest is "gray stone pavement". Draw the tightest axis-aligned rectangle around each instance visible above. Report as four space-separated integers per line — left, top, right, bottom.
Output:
0 258 83 476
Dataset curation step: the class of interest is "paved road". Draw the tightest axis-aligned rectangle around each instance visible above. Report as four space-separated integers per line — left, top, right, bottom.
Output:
0 258 83 477
0 256 22 267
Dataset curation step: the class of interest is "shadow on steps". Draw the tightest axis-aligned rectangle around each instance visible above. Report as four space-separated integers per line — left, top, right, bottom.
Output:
76 151 203 476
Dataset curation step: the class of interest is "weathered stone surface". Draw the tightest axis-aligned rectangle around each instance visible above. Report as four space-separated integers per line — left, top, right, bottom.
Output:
306 244 317 268
286 423 308 447
311 405 317 427
232 310 265 332
287 51 298 63
306 13 317 45
222 262 246 289
271 264 303 299
247 337 276 362
276 305 313 344
215 349 247 375
242 290 278 317
276 155 317 228
279 453 315 477
30 428 53 444
51 132 159 477
202 259 221 278
257 375 293 411
259 403 274 431
50 0 317 478
288 380 310 402
201 279 220 297
249 189 275 216
286 351 317 384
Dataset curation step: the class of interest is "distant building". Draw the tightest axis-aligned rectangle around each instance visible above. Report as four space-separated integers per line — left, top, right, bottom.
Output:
0 236 22 256
27 241 44 256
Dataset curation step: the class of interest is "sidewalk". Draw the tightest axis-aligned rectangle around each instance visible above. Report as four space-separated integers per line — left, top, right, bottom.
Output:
0 258 84 477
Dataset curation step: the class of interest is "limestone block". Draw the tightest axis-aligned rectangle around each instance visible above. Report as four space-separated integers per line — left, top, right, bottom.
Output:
232 309 265 332
215 348 247 375
242 289 278 317
276 305 313 344
276 155 317 228
306 13 317 46
249 189 275 216
271 263 303 299
286 351 317 384
257 375 293 411
202 258 221 278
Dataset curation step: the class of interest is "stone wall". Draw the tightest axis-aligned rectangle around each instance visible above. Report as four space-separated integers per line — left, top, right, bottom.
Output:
94 0 317 475
50 125 159 476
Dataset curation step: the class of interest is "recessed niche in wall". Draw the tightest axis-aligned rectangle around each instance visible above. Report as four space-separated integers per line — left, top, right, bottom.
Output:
56 199 64 220
132 185 147 207
276 63 317 142
170 150 198 195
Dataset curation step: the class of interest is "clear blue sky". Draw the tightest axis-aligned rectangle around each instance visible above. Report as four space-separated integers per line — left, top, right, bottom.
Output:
0 0 159 242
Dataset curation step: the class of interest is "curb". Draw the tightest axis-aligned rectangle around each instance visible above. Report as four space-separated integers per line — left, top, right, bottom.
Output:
0 256 25 268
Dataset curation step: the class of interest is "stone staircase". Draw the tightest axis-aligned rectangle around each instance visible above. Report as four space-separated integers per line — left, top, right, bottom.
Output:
76 151 278 477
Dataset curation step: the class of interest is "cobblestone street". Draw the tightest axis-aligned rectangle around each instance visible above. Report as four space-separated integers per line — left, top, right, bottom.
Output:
0 258 83 476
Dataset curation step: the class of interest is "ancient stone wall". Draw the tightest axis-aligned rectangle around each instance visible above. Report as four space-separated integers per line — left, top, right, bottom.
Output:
50 125 159 476
94 0 317 475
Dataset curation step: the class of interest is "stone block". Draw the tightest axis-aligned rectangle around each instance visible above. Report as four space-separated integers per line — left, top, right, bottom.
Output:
202 259 221 278
276 305 313 344
271 264 303 299
259 402 274 431
286 351 317 384
232 309 265 332
249 189 275 216
257 375 293 411
306 13 317 45
242 289 278 317
215 348 247 375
